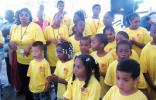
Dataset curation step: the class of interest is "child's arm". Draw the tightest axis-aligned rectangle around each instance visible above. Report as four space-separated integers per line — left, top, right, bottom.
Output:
130 38 145 49
143 73 156 91
53 74 68 85
140 89 151 100
47 74 68 85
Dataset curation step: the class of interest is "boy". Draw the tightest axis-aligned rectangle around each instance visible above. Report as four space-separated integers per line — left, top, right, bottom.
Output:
86 4 103 35
109 31 139 62
103 26 116 52
27 41 51 100
140 23 156 100
104 40 147 95
75 36 91 56
103 59 147 100
91 34 113 97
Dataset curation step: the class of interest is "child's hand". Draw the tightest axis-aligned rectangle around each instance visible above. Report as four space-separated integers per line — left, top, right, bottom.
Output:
52 74 58 82
46 74 58 82
44 81 50 92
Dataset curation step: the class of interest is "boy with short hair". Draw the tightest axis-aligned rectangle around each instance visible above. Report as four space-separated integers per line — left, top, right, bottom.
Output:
103 59 147 100
27 41 51 100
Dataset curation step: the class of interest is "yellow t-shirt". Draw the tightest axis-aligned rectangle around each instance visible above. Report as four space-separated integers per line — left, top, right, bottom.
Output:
104 40 116 53
140 43 156 83
44 25 69 67
10 22 45 64
91 51 114 73
102 85 147 100
62 14 72 31
109 49 139 62
54 60 74 99
0 31 3 44
27 59 51 93
104 60 147 89
63 75 101 100
124 27 151 56
91 51 114 97
97 25 119 34
86 18 104 36
68 35 80 54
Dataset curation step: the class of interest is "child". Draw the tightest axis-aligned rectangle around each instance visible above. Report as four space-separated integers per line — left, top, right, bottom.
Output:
75 36 91 56
68 20 85 54
103 59 147 100
105 40 147 93
91 34 113 97
124 13 151 56
63 54 101 100
109 31 139 62
44 13 69 72
27 41 51 100
48 41 74 100
103 26 116 52
140 23 156 100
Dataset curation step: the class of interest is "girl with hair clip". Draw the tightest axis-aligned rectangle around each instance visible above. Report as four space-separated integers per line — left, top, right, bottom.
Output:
63 54 101 100
47 41 74 100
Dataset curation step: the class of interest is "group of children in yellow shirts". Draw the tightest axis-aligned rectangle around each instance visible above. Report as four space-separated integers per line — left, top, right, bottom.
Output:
27 11 156 100
1 1 156 100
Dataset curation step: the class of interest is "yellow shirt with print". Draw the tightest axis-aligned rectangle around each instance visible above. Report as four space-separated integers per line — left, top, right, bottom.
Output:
27 59 51 93
124 27 151 56
104 40 116 53
54 59 73 99
102 85 147 100
104 60 147 89
63 75 101 100
109 49 139 62
68 35 80 54
140 43 156 84
44 25 69 67
0 31 3 44
10 22 45 64
91 51 114 97
86 18 104 36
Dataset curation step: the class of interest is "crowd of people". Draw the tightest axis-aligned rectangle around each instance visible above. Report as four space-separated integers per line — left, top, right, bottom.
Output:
0 0 156 100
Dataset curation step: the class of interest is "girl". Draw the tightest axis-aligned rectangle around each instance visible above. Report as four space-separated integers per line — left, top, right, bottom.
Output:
103 26 116 52
47 41 73 100
64 54 101 100
124 13 151 56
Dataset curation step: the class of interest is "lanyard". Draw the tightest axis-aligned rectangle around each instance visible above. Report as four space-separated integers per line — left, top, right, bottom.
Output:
52 27 60 39
92 19 100 33
20 25 29 41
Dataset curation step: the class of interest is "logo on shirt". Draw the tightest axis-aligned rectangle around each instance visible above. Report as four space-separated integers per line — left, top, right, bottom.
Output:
39 66 45 72
81 88 88 95
64 67 68 75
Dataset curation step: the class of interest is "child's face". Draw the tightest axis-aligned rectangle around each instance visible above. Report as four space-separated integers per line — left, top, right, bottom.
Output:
130 17 140 29
116 34 128 43
32 46 43 59
80 40 91 54
150 25 156 40
73 14 80 24
103 13 113 26
116 71 137 94
56 46 66 61
91 37 101 51
116 44 131 60
74 58 86 80
104 29 115 42
76 21 85 33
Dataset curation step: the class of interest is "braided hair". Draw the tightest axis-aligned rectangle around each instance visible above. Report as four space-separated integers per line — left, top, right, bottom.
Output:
73 54 100 88
56 41 73 60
